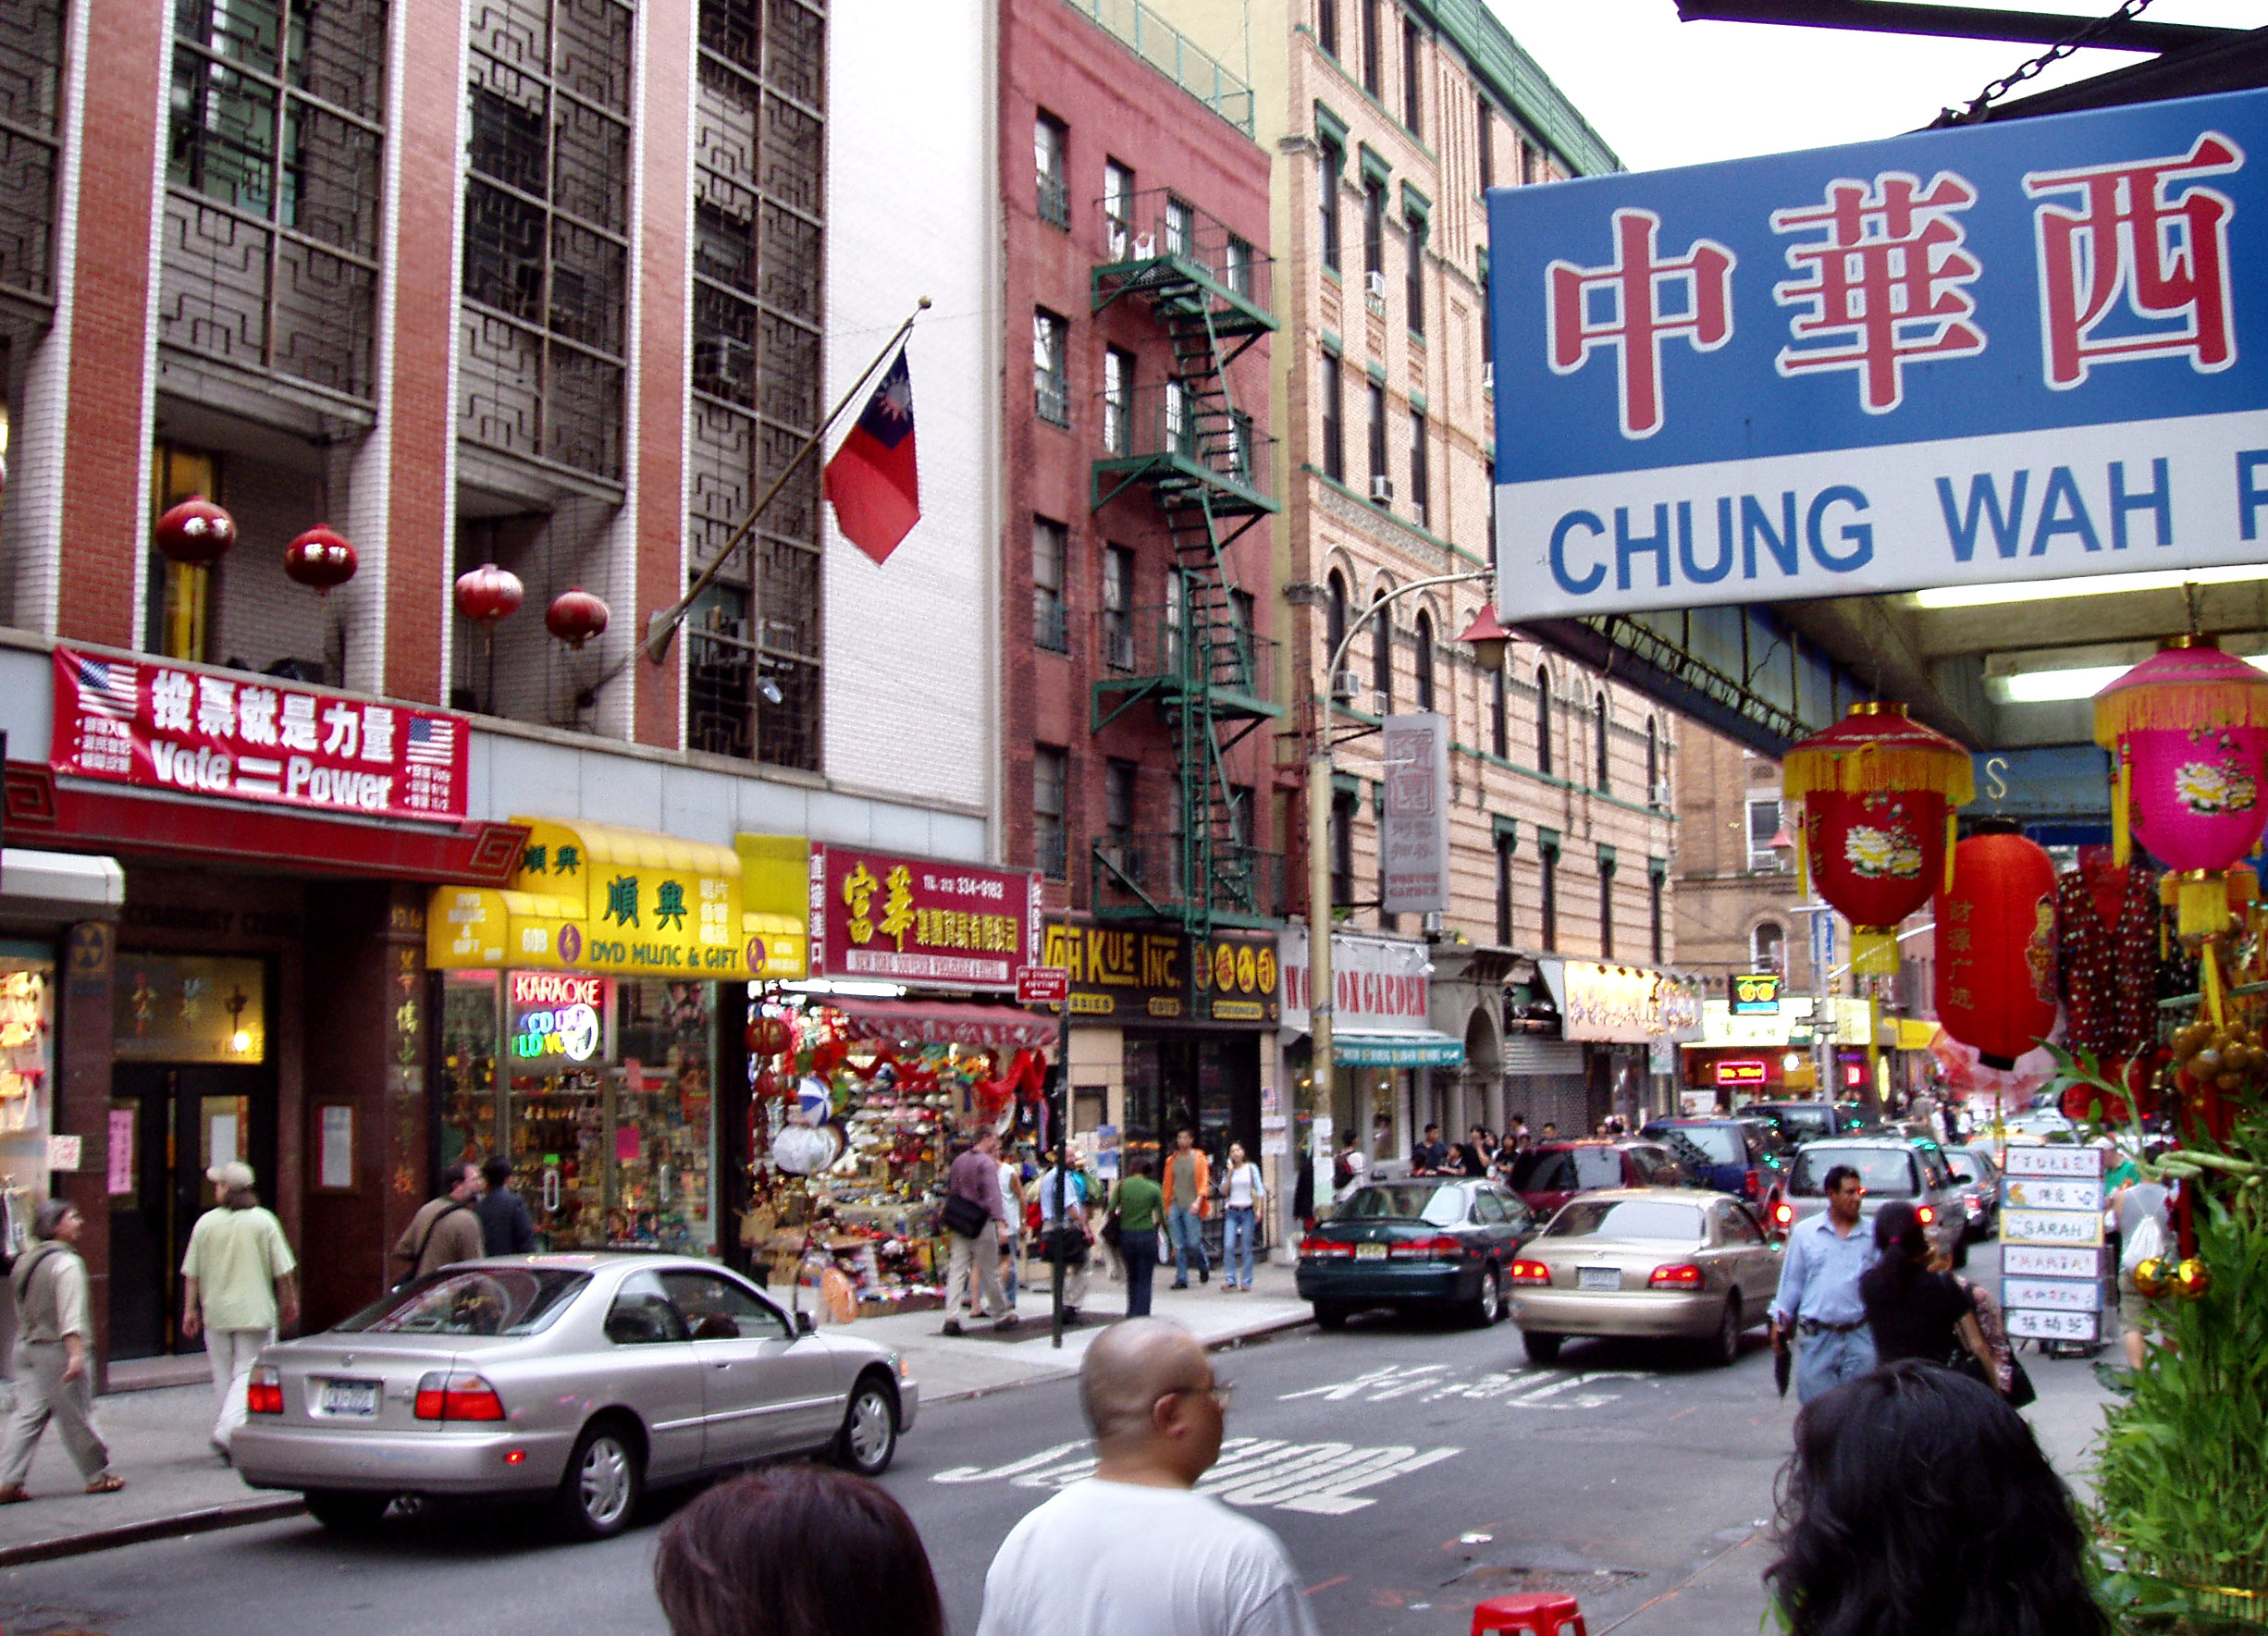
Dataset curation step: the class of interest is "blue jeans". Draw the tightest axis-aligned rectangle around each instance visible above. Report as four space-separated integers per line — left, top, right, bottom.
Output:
1167 1205 1209 1284
1794 1323 1878 1404
1222 1206 1257 1287
1120 1225 1158 1316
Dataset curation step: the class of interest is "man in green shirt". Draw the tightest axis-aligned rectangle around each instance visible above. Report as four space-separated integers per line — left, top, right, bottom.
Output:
181 1162 298 1460
1111 1160 1165 1316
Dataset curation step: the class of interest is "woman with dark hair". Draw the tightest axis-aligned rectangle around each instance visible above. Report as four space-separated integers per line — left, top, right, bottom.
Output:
653 1465 944 1636
1858 1200 2000 1382
1767 1360 2107 1636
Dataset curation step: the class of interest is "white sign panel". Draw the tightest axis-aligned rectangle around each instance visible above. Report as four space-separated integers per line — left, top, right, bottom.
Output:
2003 1277 2104 1312
2002 1145 2106 1178
1277 929 1432 1034
1379 713 1449 916
2003 1209 2105 1247
2007 1307 2101 1343
2003 1244 2106 1280
2003 1177 2105 1212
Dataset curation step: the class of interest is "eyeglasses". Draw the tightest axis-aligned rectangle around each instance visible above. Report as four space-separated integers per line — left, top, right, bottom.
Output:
1162 1377 1235 1411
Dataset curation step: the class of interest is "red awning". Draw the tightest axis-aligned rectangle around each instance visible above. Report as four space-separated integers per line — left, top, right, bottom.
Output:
830 997 1055 1052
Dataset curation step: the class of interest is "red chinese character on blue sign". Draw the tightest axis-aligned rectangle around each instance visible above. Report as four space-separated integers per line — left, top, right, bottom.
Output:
2024 131 2242 390
1771 171 1985 413
1547 208 1735 440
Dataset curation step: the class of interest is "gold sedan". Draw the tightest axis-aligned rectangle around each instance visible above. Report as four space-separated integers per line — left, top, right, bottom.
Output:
1507 1188 1784 1369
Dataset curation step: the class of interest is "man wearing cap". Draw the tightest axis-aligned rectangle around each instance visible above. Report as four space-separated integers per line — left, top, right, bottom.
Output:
180 1161 298 1460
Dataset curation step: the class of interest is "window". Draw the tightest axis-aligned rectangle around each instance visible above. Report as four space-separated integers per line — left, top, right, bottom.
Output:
1317 0 1338 57
1402 15 1422 137
1535 668 1553 777
1325 570 1349 675
1369 591 1392 711
1102 544 1133 670
1409 409 1429 528
1034 748 1067 880
1362 0 1382 95
1229 781 1255 845
1747 795 1786 871
1491 667 1508 758
1362 177 1386 284
1331 788 1359 906
1164 570 1185 672
149 442 223 661
1495 828 1515 945
1646 718 1661 805
1753 920 1786 975
660 1270 790 1340
1103 346 1133 454
1033 309 1068 425
606 1271 692 1345
1477 100 1494 191
1103 158 1133 257
1034 112 1068 228
1317 139 1342 273
1105 759 1136 846
1412 609 1435 712
1594 692 1610 791
1367 379 1387 500
1598 852 1617 960
1376 782 1393 931
1164 195 1192 257
1539 837 1559 949
1033 518 1068 652
1229 588 1257 683
1225 234 1253 298
1650 863 1667 964
1405 209 1426 337
1320 349 1345 481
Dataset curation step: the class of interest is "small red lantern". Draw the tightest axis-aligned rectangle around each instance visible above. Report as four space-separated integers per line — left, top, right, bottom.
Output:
454 562 524 623
1782 703 1974 976
1935 824 2059 1069
546 587 609 649
154 496 237 566
746 1015 793 1057
283 525 357 594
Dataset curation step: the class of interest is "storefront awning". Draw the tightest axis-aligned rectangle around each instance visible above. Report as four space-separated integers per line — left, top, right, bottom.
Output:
830 997 1056 1051
1 849 124 920
1289 1028 1466 1067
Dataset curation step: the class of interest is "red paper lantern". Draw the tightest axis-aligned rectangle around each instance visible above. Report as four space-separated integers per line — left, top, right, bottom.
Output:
283 524 357 594
1935 826 2059 1069
1782 704 1974 976
746 1015 793 1057
545 587 609 648
154 496 237 566
454 562 524 623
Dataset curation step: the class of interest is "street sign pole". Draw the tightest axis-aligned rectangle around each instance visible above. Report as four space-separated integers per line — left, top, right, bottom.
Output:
1018 965 1074 1349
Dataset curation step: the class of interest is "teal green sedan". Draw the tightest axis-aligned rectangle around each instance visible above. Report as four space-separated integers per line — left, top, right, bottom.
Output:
1297 1179 1537 1329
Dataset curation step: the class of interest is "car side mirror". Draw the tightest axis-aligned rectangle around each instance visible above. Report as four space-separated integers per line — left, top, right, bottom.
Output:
795 1309 816 1336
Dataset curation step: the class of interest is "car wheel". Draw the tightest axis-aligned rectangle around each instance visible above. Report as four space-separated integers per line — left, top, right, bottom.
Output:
553 1419 643 1541
1711 1294 1743 1369
1313 1302 1350 1331
1468 1268 1503 1328
835 1375 898 1478
1522 1329 1562 1364
302 1490 389 1532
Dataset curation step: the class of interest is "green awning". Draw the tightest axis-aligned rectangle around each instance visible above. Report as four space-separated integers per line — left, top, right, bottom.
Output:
1334 1030 1465 1067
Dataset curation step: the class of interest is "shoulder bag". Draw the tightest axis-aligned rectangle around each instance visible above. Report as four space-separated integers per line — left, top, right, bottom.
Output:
391 1201 469 1292
939 1192 990 1239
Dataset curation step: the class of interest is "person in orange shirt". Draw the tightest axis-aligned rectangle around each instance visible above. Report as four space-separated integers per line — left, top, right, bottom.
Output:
1162 1128 1213 1288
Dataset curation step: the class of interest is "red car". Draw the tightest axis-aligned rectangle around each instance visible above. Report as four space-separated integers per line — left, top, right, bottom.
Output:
1508 1140 1692 1221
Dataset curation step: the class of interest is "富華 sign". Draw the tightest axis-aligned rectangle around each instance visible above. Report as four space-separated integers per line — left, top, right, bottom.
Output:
813 847 1042 992
1486 88 2268 621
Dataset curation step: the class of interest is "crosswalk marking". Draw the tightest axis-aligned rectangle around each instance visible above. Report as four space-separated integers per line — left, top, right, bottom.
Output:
931 1435 1462 1517
1277 1363 1645 1409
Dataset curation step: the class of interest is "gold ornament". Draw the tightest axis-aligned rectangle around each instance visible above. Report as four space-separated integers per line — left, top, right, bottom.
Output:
2172 1258 2213 1300
2132 1258 2172 1298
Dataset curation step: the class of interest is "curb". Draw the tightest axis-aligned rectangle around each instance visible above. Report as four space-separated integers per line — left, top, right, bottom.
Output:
0 1495 305 1568
923 1307 1313 1406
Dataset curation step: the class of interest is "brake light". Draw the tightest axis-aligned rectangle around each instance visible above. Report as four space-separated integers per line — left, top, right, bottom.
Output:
413 1371 507 1422
1299 1236 1352 1259
246 1365 284 1416
1388 1235 1465 1260
1917 1205 1936 1225
1743 1171 1762 1199
1509 1259 1553 1286
1649 1263 1705 1289
1772 1200 1794 1228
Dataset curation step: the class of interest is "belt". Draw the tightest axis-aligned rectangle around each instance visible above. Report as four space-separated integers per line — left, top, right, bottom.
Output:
1798 1317 1866 1335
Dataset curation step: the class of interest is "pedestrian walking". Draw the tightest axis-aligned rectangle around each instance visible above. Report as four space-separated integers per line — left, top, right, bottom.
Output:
1768 1163 1879 1403
653 1464 945 1636
1456 1126 1492 1177
1858 1201 2000 1381
1765 1361 2107 1636
998 1149 1027 1310
1215 1143 1266 1290
179 1162 297 1459
475 1154 536 1256
1112 1160 1165 1317
942 1129 1017 1335
1410 1124 1450 1175
2113 1148 2171 1371
394 1160 486 1283
0 1201 123 1501
1162 1128 1212 1288
1034 1155 1091 1321
974 1318 1321 1636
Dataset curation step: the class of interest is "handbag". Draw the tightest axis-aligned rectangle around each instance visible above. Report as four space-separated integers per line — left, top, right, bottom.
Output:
940 1192 990 1239
1099 1211 1122 1250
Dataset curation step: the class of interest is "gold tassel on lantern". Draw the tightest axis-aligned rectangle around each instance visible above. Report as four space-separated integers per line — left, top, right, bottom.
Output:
2111 748 2132 868
1943 810 1958 894
1852 929 1900 976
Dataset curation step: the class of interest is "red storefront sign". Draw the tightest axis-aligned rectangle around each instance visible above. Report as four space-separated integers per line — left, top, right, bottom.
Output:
807 845 1041 991
52 646 469 822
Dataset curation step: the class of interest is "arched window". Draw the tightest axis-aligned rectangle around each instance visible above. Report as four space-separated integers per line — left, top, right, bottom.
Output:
1412 609 1435 712
1325 570 1348 667
1752 921 1786 975
1646 717 1660 805
1535 667 1553 777
1594 692 1609 792
1370 591 1392 711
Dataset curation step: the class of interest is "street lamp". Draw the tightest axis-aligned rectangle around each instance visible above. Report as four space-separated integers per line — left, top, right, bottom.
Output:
1301 568 1501 1230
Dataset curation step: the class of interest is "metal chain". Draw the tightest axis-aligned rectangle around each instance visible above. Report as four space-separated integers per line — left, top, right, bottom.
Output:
1937 0 2158 126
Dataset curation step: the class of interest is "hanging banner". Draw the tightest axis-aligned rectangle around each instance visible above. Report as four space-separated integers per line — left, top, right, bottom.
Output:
1380 712 1449 915
1486 88 2268 620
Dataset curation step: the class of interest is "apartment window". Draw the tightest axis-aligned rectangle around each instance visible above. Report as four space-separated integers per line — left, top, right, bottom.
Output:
1539 837 1560 950
1598 852 1617 960
1034 748 1068 880
1330 788 1359 907
1103 158 1134 257
1401 15 1422 137
1034 112 1068 228
1535 668 1554 777
1649 863 1667 964
1369 591 1392 712
1490 667 1508 758
1325 570 1349 676
1495 828 1516 946
1412 609 1435 712
1362 178 1386 282
1317 139 1342 273
1747 795 1786 872
1033 518 1068 652
1101 347 1133 455
149 442 224 662
1317 0 1338 58
1366 379 1387 501
1164 571 1185 672
1362 0 1382 95
1479 260 1493 367
1225 234 1253 298
1646 718 1661 806
1409 410 1429 528
1376 782 1394 932
1753 920 1787 975
1105 758 1137 847
1102 544 1134 670
1 0 63 313
1165 379 1191 457
1320 349 1345 481
1229 588 1257 685
1477 101 1494 191
1594 692 1610 792
1229 781 1256 846
1405 209 1426 337
1164 195 1192 257
1033 309 1068 425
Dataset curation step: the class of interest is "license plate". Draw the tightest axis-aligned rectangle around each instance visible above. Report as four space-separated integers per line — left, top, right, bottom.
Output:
1579 1267 1621 1292
318 1379 380 1417
1354 1242 1387 1261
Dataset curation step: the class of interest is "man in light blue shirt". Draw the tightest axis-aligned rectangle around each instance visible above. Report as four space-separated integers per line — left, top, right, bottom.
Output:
1769 1164 1879 1403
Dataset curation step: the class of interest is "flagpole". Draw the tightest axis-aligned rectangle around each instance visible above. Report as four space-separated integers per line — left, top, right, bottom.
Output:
640 294 931 667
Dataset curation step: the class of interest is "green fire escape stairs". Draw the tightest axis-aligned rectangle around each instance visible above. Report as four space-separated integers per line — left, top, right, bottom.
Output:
1089 206 1282 936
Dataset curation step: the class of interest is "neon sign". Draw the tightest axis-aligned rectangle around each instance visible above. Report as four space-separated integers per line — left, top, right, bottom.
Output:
508 970 610 1063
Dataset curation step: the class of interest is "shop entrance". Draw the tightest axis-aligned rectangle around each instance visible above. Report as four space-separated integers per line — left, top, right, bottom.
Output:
106 1062 277 1359
1123 1033 1261 1261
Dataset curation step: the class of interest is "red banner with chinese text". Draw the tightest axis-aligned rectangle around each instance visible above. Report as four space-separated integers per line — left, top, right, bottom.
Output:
807 844 1042 991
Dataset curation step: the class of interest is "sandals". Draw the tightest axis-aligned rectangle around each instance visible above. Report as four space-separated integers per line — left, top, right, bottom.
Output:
84 1474 125 1495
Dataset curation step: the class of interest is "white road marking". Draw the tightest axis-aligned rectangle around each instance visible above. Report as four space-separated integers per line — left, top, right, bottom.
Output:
1277 1363 1646 1409
930 1435 1462 1516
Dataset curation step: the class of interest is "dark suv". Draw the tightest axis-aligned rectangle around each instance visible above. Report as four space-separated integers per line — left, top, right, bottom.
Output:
1507 1139 1691 1220
1641 1117 1791 1212
1745 1101 1860 1145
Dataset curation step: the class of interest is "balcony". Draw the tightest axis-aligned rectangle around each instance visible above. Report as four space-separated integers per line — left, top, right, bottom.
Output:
1061 0 1255 135
1092 190 1274 341
1093 606 1276 722
1092 832 1284 926
1091 383 1276 519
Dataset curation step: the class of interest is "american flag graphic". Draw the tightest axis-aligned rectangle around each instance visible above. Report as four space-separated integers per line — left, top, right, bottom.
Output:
75 657 139 719
404 716 456 766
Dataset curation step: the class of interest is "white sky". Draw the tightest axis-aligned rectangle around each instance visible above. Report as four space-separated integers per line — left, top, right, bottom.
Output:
1485 2 2268 172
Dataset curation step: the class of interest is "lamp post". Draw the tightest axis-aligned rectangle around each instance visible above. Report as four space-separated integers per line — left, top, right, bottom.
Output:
1300 571 1507 1236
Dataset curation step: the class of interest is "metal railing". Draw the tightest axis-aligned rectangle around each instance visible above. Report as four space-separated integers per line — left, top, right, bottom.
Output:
1036 825 1069 880
1036 375 1071 426
1061 0 1255 134
1097 384 1271 501
1093 607 1274 700
1097 190 1273 316
1092 833 1284 919
1034 595 1072 654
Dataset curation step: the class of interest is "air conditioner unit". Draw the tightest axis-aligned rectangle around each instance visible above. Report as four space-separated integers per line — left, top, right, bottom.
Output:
1365 270 1388 301
1330 669 1363 701
1369 474 1394 502
1483 363 1494 393
1652 780 1672 808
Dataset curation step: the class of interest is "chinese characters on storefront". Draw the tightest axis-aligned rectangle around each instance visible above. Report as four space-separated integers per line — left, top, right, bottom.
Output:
1541 959 1707 1046
809 847 1041 991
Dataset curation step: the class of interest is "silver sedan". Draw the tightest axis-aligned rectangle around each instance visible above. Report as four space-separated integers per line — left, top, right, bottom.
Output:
231 1254 918 1539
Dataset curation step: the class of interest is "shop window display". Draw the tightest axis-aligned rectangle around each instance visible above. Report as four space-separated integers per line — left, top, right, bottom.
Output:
0 951 54 1246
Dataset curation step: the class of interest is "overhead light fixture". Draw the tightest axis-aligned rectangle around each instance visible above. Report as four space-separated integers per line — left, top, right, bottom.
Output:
1995 651 2268 704
1915 565 2268 610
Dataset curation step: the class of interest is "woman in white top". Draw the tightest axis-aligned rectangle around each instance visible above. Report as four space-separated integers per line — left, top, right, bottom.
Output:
1216 1142 1267 1291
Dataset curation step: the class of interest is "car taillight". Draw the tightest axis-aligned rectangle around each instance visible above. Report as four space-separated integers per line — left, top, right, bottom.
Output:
1743 1171 1762 1199
1649 1263 1705 1289
413 1371 506 1422
1771 1200 1794 1228
1389 1235 1465 1260
1509 1259 1553 1285
1299 1235 1352 1259
1917 1205 1936 1225
246 1365 284 1416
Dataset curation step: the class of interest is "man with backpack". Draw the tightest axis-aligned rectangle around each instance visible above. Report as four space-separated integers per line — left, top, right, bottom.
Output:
394 1161 485 1284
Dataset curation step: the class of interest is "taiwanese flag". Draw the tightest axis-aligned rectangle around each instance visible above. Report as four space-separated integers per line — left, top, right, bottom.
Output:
824 349 919 565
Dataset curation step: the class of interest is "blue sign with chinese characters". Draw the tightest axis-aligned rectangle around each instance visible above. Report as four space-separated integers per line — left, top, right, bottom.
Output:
1486 89 2268 619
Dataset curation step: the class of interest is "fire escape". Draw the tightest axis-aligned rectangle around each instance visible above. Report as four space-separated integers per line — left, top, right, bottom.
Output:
1089 191 1282 936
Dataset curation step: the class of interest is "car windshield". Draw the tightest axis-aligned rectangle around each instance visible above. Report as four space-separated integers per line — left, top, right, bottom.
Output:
1339 1183 1465 1225
1790 1147 1918 1198
1544 1199 1706 1240
1664 1125 1742 1165
1572 1148 1626 1189
1773 1105 1832 1137
334 1269 589 1336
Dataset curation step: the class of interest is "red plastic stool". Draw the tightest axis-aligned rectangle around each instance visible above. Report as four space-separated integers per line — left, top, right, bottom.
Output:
1472 1593 1587 1636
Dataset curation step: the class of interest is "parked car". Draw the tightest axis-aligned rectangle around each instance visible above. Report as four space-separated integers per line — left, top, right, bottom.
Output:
1506 1139 1689 1220
1298 1178 1536 1330
1744 1101 1856 1145
1641 1117 1790 1211
1941 1148 2001 1239
232 1255 918 1539
1777 1138 1974 1263
1507 1189 1783 1368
